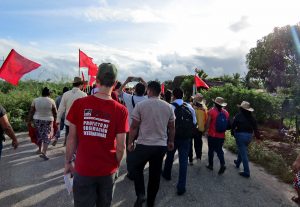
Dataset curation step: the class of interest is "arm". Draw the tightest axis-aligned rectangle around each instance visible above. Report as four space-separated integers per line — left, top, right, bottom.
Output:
116 133 126 164
293 154 300 173
28 106 35 122
167 120 175 151
128 119 140 152
117 77 133 95
0 115 18 149
138 77 148 88
64 122 78 174
52 104 57 122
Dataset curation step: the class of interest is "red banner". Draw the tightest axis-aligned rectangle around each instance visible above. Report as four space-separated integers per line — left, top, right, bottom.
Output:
0 49 41 85
79 49 93 68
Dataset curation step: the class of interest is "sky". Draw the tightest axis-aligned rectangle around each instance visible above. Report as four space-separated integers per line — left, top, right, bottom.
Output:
0 0 299 82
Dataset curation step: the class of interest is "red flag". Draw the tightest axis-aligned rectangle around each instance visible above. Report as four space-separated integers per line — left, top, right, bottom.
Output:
89 76 96 86
161 83 165 94
0 49 41 85
194 75 209 89
79 49 93 68
88 63 98 76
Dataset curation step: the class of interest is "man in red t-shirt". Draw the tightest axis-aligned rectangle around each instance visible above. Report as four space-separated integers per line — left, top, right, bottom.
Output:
64 63 129 207
204 97 229 175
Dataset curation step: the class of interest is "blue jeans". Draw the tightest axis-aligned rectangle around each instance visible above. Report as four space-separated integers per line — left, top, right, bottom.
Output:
163 138 190 192
234 132 252 176
207 136 225 167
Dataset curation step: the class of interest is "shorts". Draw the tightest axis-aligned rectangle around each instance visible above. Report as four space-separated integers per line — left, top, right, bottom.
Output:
294 171 300 189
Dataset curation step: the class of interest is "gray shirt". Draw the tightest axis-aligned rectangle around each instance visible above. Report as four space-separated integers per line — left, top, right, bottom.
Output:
131 97 175 146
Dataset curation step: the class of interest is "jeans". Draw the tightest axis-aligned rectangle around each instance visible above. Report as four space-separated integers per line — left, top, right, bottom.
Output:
207 136 225 167
73 172 116 207
131 144 167 205
189 130 203 162
234 132 252 176
163 138 190 192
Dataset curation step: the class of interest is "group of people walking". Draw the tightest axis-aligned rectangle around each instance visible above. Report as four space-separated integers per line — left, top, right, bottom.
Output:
0 62 268 207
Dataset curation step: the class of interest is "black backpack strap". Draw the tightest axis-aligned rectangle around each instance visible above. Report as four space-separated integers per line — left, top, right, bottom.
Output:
131 95 135 108
171 102 179 108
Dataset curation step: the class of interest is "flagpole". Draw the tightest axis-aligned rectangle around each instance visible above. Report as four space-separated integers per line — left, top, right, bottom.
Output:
78 49 81 77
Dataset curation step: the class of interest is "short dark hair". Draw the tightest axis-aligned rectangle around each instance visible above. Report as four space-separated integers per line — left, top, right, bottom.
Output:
135 83 146 96
73 82 81 87
63 87 69 93
42 87 51 97
172 88 183 99
147 81 161 96
164 89 172 103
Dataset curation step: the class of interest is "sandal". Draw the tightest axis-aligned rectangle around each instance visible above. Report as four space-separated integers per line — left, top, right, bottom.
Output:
292 196 300 204
39 153 49 161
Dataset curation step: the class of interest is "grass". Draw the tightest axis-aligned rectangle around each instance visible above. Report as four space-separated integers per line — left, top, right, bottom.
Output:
224 132 294 183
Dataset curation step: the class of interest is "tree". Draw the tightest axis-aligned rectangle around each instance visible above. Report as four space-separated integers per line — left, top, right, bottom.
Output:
246 24 300 92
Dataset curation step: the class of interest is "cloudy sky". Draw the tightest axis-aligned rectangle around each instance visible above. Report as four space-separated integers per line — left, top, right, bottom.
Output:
0 0 299 82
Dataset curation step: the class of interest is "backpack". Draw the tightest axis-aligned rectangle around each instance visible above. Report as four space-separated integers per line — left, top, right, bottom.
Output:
172 102 194 139
215 110 228 133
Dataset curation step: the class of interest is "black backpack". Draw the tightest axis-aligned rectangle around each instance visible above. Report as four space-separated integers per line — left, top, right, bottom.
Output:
172 102 194 139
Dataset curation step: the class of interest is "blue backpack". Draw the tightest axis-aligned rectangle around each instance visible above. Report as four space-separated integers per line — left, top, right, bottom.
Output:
215 111 228 133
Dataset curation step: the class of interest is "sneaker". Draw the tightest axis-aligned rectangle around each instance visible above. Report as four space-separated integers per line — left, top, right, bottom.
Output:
218 166 226 175
234 160 240 168
239 172 250 178
206 165 213 171
52 140 57 146
39 153 49 161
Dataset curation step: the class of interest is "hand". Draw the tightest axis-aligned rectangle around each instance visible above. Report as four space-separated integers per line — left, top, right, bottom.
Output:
12 139 18 149
167 141 174 151
64 163 75 175
127 76 134 82
127 142 135 152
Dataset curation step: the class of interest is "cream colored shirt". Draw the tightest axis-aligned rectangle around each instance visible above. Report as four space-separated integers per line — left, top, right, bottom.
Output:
32 97 56 121
131 97 175 146
57 87 87 126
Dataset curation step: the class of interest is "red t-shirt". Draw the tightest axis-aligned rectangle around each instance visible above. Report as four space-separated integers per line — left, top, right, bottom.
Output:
208 107 229 139
67 95 129 176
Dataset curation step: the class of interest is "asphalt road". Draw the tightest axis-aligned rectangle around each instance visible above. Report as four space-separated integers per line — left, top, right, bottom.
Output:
0 132 297 207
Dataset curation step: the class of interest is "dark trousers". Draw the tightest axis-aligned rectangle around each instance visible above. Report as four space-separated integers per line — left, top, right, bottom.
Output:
64 125 70 145
132 144 167 205
73 173 116 207
163 139 190 192
189 130 203 162
126 134 134 175
0 140 3 159
207 136 225 167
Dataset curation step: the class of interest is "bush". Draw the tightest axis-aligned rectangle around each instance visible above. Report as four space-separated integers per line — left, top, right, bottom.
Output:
224 132 294 183
202 84 283 122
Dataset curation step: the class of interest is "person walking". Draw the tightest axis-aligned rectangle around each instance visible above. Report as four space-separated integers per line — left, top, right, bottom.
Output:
28 87 57 160
64 63 129 207
57 77 87 146
52 86 69 146
128 81 175 207
118 76 148 180
232 101 260 178
0 104 18 159
189 93 207 165
204 97 229 174
162 88 197 196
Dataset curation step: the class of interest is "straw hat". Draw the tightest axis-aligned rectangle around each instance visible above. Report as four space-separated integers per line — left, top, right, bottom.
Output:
237 101 254 112
192 93 204 103
212 97 227 107
73 77 88 84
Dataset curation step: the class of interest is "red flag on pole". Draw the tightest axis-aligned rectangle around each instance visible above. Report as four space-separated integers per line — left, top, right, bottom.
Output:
194 75 209 89
161 83 165 94
79 50 93 68
89 76 96 86
0 49 41 85
88 63 98 76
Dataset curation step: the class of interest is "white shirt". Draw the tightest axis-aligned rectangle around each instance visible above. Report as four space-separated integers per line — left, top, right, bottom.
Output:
57 87 87 126
32 97 56 121
172 99 197 125
121 92 147 125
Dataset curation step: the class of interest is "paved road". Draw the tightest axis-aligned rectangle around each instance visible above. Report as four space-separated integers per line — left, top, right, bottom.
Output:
0 133 297 207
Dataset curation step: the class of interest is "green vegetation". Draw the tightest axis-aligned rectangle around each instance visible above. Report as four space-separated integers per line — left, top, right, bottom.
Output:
224 132 294 183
